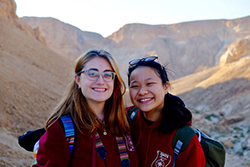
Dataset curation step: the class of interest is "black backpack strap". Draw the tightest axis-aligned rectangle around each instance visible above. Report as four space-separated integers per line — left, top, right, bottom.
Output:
59 113 76 167
172 125 196 167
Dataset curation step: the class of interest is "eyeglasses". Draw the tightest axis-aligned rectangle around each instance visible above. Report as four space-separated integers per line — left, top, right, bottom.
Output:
77 69 116 82
129 56 158 68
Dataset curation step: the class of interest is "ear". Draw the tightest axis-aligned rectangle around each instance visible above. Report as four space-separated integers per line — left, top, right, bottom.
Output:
75 74 81 88
163 82 169 94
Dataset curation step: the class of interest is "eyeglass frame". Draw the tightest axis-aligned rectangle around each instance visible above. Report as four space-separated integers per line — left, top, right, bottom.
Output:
77 69 116 82
128 56 158 68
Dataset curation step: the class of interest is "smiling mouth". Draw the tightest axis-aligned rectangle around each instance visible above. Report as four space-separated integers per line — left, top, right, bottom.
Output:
139 98 153 103
93 88 106 92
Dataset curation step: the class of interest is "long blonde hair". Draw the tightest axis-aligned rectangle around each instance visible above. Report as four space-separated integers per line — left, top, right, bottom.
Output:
45 50 129 135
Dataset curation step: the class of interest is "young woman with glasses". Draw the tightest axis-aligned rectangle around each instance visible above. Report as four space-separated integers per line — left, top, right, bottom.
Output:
32 50 139 167
127 56 205 167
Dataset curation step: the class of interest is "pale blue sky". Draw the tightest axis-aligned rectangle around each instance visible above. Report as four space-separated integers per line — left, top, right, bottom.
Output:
14 0 250 37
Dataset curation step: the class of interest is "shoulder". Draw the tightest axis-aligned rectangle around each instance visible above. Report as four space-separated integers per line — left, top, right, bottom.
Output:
176 126 203 153
35 120 71 166
41 121 65 142
189 133 203 149
172 125 197 151
48 120 64 131
38 120 70 156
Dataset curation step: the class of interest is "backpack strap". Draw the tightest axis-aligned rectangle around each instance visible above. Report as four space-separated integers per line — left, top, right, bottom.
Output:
59 113 76 166
172 125 196 167
127 106 139 122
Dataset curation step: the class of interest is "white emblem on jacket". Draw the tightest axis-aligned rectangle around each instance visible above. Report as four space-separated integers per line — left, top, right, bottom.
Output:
151 150 171 167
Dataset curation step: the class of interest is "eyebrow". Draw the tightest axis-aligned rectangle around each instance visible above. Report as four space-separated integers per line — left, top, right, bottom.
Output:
130 80 138 85
130 77 154 84
145 78 154 81
87 68 113 72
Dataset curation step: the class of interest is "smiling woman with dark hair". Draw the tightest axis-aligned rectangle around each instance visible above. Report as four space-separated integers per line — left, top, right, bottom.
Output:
127 56 205 167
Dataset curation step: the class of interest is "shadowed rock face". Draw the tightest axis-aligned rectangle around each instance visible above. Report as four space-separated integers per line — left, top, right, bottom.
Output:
1 0 250 166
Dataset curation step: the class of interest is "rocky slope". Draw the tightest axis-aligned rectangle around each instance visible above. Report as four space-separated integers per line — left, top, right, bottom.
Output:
170 57 250 166
0 1 74 165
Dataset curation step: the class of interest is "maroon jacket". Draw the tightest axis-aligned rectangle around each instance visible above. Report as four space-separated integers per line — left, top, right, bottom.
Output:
128 107 205 167
33 120 139 167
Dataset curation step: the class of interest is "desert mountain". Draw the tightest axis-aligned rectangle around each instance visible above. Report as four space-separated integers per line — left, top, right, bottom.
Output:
22 16 250 79
1 0 250 166
21 17 113 60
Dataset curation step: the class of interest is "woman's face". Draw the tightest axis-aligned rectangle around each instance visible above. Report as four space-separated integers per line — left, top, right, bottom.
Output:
75 57 115 107
129 66 168 119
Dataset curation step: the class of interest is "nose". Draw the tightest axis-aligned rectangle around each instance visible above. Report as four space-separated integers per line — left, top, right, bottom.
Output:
95 74 105 84
138 86 148 95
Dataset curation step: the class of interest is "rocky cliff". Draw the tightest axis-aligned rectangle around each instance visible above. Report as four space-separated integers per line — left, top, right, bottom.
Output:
22 16 250 80
0 0 47 46
21 17 112 60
